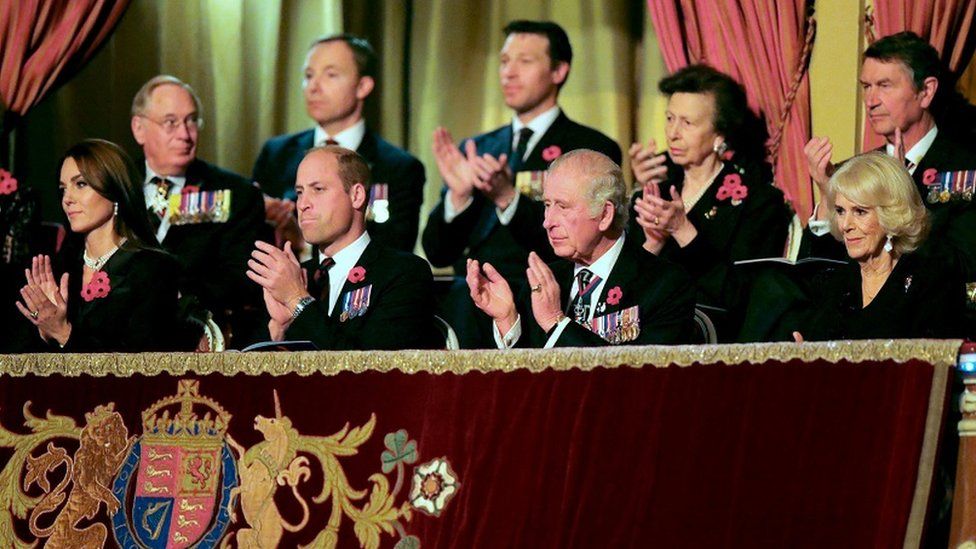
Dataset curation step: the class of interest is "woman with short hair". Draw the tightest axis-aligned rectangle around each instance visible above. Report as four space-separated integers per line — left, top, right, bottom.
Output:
628 64 790 323
795 151 966 340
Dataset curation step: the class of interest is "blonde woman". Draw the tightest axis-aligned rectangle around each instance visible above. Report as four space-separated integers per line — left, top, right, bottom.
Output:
794 152 966 340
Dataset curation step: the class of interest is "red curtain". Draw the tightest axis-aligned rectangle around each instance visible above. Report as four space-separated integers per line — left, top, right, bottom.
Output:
647 0 816 220
863 1 976 150
0 0 130 123
0 357 950 547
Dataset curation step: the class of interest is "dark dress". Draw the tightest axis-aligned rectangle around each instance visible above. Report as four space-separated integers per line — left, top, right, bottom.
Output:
627 160 791 312
798 252 968 340
50 247 187 352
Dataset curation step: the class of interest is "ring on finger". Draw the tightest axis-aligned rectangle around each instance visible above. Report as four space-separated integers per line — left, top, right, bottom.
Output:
29 310 38 319
653 216 661 225
531 284 542 293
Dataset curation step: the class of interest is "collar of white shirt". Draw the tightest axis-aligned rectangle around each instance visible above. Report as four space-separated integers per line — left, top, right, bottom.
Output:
314 119 366 151
143 164 187 193
319 231 371 315
570 234 626 301
511 105 561 161
885 125 938 174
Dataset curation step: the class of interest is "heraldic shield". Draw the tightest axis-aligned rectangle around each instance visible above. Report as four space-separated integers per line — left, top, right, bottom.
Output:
111 380 237 548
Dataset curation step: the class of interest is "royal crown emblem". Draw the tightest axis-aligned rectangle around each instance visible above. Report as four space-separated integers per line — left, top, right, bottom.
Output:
112 379 237 548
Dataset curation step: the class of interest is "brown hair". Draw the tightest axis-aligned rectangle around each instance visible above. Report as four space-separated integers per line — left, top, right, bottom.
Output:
60 139 161 250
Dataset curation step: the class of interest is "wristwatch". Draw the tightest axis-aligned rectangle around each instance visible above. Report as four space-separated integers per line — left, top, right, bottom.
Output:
291 296 315 319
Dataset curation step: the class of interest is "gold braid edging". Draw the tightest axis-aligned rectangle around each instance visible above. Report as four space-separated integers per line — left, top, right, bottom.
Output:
0 339 962 377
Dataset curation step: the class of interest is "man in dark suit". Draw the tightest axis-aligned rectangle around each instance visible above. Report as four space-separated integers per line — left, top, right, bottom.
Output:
467 150 694 348
252 34 425 253
246 146 440 350
802 32 976 280
422 20 622 347
131 75 267 346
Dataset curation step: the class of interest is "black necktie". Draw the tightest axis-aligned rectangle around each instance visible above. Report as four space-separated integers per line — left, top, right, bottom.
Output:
313 257 335 304
511 127 534 172
568 269 598 324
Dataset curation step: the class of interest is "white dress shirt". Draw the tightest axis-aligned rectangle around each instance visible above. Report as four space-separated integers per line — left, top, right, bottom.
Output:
318 231 371 315
314 119 366 151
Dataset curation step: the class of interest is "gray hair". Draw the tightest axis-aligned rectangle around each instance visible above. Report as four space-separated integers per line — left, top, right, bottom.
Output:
131 75 203 117
547 149 628 232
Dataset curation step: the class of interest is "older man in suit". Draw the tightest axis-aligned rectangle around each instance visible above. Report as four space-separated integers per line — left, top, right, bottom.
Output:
253 34 425 253
131 75 267 346
247 146 439 350
467 150 695 348
423 20 622 347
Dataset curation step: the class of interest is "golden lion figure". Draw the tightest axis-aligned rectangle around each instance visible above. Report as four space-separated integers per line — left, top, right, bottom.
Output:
25 404 134 549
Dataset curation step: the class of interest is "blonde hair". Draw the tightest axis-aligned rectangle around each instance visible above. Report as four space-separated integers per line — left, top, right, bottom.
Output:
547 149 628 232
827 151 929 254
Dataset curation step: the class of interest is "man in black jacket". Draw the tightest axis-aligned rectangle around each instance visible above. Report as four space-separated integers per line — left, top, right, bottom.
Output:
467 150 694 348
131 75 267 346
247 146 439 350
422 20 622 347
253 34 425 253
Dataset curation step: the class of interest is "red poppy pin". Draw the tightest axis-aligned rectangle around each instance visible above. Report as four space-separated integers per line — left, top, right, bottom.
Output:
922 168 938 186
81 271 112 302
542 145 562 162
606 286 623 306
0 169 18 195
348 266 366 283
182 185 201 194
716 173 748 205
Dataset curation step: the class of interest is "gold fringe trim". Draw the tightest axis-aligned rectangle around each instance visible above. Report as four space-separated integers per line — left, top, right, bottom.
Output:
0 339 962 377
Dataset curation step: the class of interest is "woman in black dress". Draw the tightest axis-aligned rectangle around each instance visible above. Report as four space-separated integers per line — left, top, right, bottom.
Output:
16 139 187 351
628 65 790 316
794 152 967 340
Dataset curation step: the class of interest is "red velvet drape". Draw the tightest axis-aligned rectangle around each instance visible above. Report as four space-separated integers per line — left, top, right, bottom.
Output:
0 358 949 547
863 0 976 150
647 0 815 220
0 0 130 121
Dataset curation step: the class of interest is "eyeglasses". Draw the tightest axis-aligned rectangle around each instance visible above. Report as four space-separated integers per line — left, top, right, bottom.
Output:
138 114 204 133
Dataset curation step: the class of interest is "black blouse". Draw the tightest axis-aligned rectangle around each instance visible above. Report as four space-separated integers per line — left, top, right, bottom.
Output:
799 252 969 340
627 161 791 309
54 247 187 352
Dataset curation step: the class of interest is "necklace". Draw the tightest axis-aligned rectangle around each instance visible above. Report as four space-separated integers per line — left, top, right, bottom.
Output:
682 162 724 212
83 238 126 271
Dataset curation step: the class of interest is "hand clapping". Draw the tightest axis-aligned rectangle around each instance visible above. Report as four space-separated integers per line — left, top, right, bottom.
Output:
16 255 71 345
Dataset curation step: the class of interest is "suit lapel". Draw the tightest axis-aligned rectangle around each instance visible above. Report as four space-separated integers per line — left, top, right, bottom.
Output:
357 129 379 168
595 247 637 315
331 240 378 321
912 134 951 200
522 112 570 168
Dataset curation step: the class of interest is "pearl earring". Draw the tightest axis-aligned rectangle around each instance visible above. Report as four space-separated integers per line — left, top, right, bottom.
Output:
113 202 118 217
883 234 893 253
